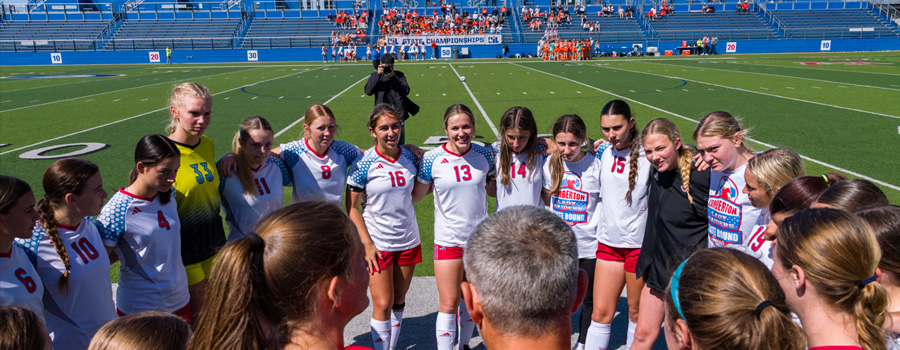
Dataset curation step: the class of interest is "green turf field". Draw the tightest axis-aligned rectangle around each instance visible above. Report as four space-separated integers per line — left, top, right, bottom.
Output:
2 52 898 281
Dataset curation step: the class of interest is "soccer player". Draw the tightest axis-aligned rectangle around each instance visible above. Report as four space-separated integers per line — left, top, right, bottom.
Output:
693 111 763 250
16 158 116 350
348 104 428 350
97 134 191 322
631 118 710 350
584 100 650 350
166 82 225 320
218 116 290 242
491 106 547 210
741 148 805 268
413 104 495 350
277 104 360 209
0 176 44 320
542 114 604 350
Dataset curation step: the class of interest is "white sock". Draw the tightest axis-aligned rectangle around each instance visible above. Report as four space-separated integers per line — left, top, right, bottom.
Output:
390 309 404 350
457 300 476 348
370 318 391 350
435 312 456 350
626 320 637 349
583 321 611 350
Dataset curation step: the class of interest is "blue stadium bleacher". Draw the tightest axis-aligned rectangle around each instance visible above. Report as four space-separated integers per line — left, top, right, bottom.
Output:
647 12 777 41
522 12 646 43
243 17 354 48
107 19 241 50
0 21 108 51
771 10 899 39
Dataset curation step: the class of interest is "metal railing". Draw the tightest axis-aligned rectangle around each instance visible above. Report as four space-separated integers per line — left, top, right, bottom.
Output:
783 26 898 37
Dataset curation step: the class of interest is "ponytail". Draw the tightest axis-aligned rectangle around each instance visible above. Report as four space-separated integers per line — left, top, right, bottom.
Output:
678 146 696 204
37 196 70 295
854 280 889 350
625 125 639 202
548 150 564 195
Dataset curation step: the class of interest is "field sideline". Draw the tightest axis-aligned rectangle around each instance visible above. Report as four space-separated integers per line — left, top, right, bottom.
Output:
1 52 898 282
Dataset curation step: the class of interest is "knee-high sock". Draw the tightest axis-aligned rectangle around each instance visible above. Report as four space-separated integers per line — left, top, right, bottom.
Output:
626 320 637 350
435 312 456 350
370 318 391 350
583 321 611 350
457 299 476 348
390 309 404 350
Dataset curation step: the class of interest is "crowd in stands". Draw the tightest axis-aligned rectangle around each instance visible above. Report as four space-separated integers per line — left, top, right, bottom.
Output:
377 4 508 36
328 10 369 30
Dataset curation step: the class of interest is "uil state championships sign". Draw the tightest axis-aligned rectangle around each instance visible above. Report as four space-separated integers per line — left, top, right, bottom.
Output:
386 35 502 46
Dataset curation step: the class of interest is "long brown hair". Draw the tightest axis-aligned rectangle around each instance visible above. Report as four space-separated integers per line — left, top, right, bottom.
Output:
666 248 805 350
232 116 274 196
640 118 696 203
188 201 359 350
0 306 47 350
548 114 587 195
38 158 100 295
89 311 192 350
367 104 402 147
776 208 888 350
497 107 538 186
601 100 641 202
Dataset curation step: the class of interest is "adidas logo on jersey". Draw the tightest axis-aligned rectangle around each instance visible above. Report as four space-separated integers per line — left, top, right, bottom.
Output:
438 332 452 337
441 158 450 164
376 164 384 169
131 208 142 215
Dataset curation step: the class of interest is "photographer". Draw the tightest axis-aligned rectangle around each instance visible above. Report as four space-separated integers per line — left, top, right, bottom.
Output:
364 54 416 144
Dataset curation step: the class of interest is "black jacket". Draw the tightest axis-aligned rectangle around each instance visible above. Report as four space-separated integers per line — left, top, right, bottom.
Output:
364 70 411 120
635 164 710 291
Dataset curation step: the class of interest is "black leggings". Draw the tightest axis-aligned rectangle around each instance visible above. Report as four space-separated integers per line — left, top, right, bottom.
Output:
577 258 596 344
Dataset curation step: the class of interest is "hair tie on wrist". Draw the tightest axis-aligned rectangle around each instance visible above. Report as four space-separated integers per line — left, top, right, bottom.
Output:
754 300 773 319
860 276 877 288
246 232 266 253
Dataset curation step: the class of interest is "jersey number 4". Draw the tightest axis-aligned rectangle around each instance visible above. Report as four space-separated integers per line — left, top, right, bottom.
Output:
158 211 171 230
70 238 100 264
191 162 215 184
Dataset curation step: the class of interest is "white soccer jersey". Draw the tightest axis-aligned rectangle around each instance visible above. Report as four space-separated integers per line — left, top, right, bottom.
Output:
219 156 292 241
281 139 360 206
543 154 603 259
492 141 547 210
16 217 116 350
734 209 775 269
417 144 495 248
347 147 420 251
596 146 651 249
0 245 45 321
97 189 190 315
707 163 764 248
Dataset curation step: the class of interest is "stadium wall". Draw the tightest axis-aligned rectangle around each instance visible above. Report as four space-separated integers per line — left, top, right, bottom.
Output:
2 38 899 65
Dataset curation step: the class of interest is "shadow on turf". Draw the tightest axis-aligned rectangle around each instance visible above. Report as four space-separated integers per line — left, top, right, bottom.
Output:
347 297 666 349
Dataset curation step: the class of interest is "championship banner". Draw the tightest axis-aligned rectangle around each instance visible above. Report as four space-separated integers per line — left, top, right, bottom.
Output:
386 35 502 46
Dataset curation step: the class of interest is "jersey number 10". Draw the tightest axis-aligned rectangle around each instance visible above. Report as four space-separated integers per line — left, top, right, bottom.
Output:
70 238 100 265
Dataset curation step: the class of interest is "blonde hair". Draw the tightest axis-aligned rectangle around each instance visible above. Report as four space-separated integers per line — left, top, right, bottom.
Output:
302 104 337 139
232 116 274 196
166 82 212 134
548 115 587 195
666 248 805 350
746 147 806 201
692 111 753 153
776 208 888 350
88 311 192 350
641 118 696 203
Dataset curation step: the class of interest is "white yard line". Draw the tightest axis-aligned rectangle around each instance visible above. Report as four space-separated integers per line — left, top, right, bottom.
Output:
512 62 900 192
1 69 316 156
596 64 900 120
447 62 500 138
635 61 900 92
274 76 367 138
0 68 261 113
739 61 900 77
